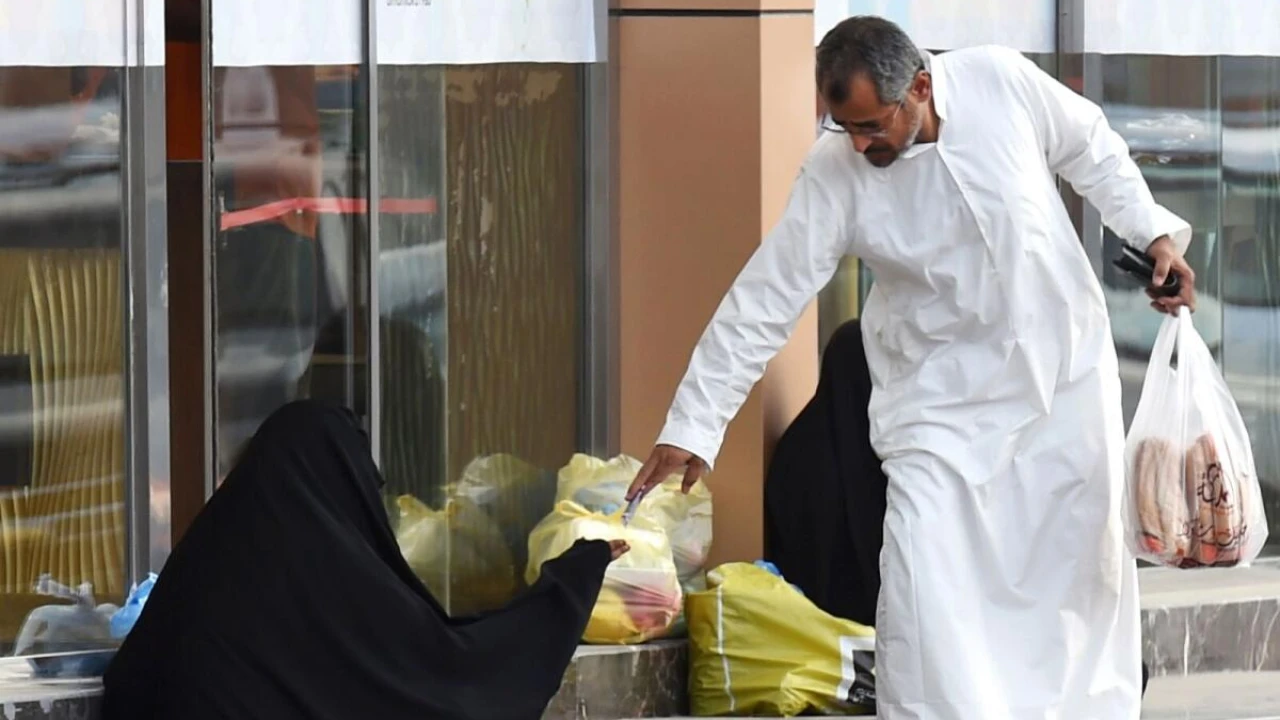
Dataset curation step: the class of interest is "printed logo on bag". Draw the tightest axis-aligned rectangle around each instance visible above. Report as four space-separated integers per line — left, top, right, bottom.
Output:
837 636 876 708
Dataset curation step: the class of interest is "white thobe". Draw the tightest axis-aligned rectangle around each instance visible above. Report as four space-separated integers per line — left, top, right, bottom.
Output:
658 46 1192 720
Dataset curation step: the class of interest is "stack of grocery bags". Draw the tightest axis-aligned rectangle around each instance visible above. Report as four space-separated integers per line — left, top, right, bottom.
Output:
392 453 711 642
392 452 878 717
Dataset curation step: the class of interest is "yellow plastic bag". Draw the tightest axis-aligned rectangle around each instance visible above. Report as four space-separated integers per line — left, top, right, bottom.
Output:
556 453 713 585
526 501 683 644
395 495 519 616
447 453 555 578
687 563 876 717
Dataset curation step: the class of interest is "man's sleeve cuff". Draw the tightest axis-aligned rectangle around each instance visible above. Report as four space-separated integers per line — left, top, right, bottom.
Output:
655 423 722 473
1140 208 1193 256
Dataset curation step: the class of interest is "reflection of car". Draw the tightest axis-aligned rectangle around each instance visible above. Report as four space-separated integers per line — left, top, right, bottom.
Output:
1106 105 1280 177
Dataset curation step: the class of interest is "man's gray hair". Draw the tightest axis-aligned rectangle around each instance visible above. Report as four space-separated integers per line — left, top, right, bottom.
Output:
816 16 924 106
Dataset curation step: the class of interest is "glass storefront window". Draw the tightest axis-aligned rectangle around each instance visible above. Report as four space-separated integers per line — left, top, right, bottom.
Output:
377 63 588 616
205 3 605 616
1219 56 1280 554
0 64 128 650
210 27 370 478
1097 55 1223 422
1093 54 1280 555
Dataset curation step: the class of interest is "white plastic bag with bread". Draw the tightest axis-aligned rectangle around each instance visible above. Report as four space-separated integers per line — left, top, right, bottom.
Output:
1124 308 1268 568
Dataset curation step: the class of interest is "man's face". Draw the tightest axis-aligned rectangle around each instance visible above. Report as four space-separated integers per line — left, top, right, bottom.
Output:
824 72 930 168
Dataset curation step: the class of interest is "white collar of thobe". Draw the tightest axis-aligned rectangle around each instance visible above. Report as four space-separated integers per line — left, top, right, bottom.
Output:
899 51 947 160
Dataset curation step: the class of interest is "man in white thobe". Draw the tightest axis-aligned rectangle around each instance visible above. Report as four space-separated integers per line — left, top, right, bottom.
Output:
627 16 1197 720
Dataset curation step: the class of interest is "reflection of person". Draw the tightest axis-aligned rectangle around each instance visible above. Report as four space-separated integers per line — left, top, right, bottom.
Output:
0 67 110 163
213 66 323 476
630 16 1194 720
103 400 628 720
218 66 321 240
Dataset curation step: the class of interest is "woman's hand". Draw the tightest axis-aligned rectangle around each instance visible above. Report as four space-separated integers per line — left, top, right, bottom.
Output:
608 540 631 561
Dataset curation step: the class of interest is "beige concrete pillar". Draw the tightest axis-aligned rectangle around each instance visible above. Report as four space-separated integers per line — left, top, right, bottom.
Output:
616 0 819 566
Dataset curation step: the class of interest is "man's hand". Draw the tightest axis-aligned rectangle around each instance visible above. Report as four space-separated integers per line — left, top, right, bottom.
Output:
1147 235 1196 314
626 444 708 503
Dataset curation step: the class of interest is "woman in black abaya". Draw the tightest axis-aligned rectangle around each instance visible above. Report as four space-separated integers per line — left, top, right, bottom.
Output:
103 400 624 720
764 319 885 626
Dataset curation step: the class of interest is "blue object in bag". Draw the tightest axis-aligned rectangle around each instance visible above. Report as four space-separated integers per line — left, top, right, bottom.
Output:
753 560 784 577
110 573 158 640
752 560 805 596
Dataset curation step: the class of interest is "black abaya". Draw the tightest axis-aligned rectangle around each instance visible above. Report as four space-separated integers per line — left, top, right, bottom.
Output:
103 400 612 720
764 319 885 626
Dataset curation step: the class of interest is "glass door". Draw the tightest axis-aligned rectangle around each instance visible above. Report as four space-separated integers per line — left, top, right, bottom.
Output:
0 0 168 656
208 0 371 481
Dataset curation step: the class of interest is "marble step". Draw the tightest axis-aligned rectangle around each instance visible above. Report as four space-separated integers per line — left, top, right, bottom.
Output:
1141 671 1280 719
8 558 1279 720
0 643 687 720
0 655 103 719
0 645 686 720
543 641 688 720
1141 563 1280 677
555 563 1280 719
6 653 1275 720
627 673 1280 720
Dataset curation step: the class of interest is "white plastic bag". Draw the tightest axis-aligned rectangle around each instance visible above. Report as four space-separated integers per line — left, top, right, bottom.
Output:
1124 308 1268 568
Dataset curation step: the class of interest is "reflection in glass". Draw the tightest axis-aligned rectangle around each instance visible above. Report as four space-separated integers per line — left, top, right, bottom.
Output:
377 66 446 505
1220 56 1280 554
378 64 585 616
1098 56 1223 427
211 64 369 479
0 66 127 651
1076 54 1280 556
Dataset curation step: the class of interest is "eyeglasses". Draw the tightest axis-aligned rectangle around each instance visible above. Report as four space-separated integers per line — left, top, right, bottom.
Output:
821 101 904 138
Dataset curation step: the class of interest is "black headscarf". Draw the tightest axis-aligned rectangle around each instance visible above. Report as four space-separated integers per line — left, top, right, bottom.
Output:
764 319 886 626
103 400 611 720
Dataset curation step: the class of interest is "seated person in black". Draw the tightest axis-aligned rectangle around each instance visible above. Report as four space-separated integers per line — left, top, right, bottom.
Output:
765 319 885 626
103 399 626 720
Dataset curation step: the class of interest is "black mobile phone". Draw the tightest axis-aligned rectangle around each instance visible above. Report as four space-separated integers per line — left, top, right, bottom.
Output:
1112 245 1180 298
